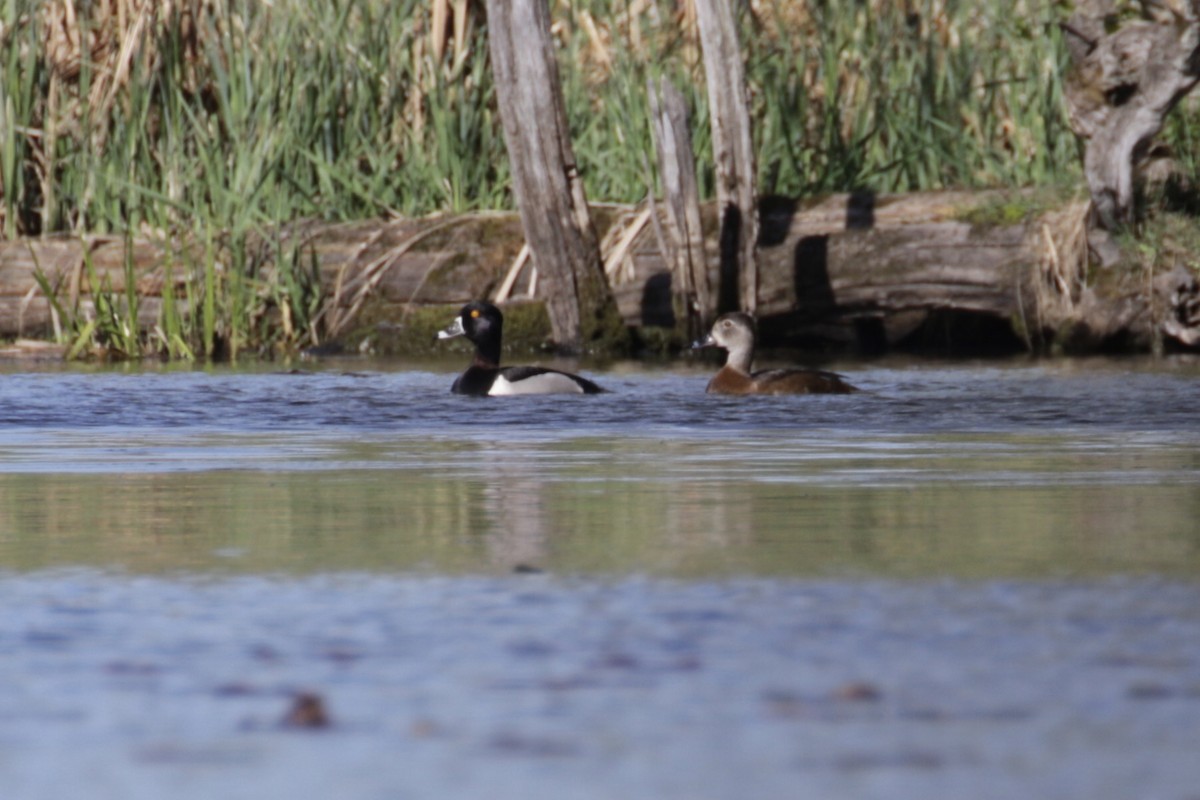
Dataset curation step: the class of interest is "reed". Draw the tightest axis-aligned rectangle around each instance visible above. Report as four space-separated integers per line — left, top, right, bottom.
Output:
32 231 145 359
2 0 1094 236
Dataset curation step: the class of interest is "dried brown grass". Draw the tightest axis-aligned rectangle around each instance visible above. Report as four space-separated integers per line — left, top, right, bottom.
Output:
1029 199 1091 340
40 0 212 130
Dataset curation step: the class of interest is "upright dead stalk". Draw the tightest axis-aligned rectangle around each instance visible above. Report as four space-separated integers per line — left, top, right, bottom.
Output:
648 76 709 336
483 0 621 352
694 0 758 314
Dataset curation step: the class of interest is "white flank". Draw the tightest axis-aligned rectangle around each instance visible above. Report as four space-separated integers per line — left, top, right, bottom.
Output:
489 372 586 395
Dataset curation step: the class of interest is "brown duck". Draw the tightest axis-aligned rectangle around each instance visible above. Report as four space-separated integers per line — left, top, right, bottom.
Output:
692 313 858 395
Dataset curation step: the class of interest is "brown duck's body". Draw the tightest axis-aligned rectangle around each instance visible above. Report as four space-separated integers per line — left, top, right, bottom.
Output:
706 364 858 395
694 312 859 396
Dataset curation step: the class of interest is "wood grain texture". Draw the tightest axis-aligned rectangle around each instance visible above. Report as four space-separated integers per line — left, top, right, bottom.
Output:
648 77 708 336
2 191 1187 351
1063 0 1200 228
483 0 616 352
694 0 759 314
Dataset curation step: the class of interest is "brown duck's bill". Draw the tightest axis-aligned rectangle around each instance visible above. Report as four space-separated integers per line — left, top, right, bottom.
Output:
691 334 717 349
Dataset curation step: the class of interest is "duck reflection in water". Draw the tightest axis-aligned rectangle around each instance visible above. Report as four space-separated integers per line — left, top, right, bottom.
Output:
473 463 756 573
692 312 858 395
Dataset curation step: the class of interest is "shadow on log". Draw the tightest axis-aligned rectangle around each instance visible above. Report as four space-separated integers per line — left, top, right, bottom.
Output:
2 189 1198 355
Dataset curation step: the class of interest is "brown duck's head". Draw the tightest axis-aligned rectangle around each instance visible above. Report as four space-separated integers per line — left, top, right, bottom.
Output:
693 313 755 351
692 313 757 373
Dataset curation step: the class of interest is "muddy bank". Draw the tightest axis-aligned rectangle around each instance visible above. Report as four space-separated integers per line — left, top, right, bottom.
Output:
1 189 1197 357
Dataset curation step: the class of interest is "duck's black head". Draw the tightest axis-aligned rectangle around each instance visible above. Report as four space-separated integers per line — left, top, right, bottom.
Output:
438 301 504 366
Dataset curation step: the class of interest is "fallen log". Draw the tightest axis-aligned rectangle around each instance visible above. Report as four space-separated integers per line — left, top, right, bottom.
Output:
0 189 1196 355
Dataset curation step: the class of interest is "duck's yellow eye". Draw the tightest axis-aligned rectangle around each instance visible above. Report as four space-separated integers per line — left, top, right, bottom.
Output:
470 309 481 319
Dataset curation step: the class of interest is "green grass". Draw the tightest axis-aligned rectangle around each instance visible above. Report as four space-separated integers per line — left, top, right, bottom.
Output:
2 0 1091 238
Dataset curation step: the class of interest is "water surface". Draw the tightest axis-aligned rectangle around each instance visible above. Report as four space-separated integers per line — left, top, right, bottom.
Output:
1 357 1196 577
0 356 1197 799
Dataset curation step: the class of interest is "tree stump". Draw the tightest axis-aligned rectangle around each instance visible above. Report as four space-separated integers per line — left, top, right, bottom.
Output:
483 0 621 353
694 0 759 314
648 77 709 338
1063 0 1200 229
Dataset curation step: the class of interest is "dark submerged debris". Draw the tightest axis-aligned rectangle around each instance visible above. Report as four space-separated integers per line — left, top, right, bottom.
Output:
281 692 331 729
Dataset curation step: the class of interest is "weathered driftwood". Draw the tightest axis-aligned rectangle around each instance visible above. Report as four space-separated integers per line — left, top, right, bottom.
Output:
0 214 525 339
2 190 1197 352
694 0 759 314
483 0 620 352
1063 0 1200 229
613 190 1096 349
648 77 709 339
1161 264 1200 345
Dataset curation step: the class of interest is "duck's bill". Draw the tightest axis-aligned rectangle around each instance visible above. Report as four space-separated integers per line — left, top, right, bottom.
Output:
437 317 466 340
690 333 716 350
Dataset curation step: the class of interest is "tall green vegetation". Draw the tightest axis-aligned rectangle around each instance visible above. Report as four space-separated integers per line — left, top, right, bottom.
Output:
1 0 508 237
1 0 1093 239
741 1 1080 194
562 0 1085 200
